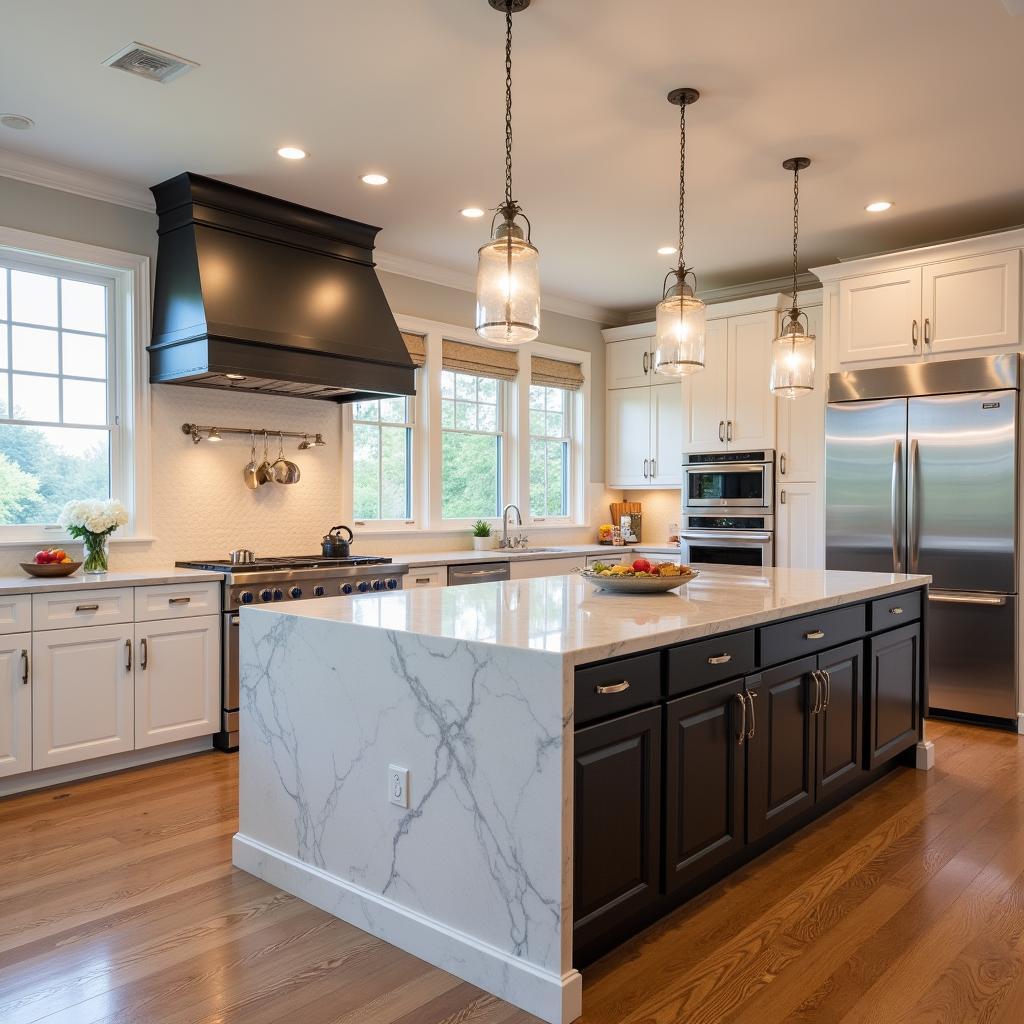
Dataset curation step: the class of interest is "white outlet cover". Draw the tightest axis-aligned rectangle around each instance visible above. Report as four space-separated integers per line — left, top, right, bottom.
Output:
388 764 409 808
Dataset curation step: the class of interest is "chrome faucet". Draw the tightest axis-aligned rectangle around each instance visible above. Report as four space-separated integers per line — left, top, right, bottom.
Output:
501 504 524 548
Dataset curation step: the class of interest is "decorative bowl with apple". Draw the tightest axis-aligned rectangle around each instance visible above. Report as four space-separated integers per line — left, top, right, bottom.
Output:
20 548 82 578
579 557 699 593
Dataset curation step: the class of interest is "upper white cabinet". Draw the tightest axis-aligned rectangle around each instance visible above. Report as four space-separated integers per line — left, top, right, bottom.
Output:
649 382 683 486
607 336 655 389
838 267 922 363
682 319 728 452
607 386 655 488
776 305 824 482
0 634 31 779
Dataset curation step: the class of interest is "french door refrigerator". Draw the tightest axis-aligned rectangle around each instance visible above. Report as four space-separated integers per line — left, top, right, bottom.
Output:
826 355 1019 726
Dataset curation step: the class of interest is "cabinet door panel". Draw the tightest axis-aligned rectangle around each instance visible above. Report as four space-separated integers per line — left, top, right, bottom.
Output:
606 386 652 488
32 624 134 769
838 268 922 363
0 634 31 778
683 319 728 453
867 624 920 768
574 706 661 953
664 679 745 892
777 482 823 570
727 311 777 450
776 305 824 481
816 641 865 797
923 251 1021 354
650 382 683 486
135 615 220 748
607 336 653 389
746 657 816 843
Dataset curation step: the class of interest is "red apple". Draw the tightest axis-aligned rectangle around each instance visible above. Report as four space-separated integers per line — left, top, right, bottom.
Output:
632 558 652 574
34 550 54 564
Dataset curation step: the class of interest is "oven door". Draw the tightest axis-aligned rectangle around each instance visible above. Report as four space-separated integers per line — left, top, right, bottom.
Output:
681 530 774 568
684 463 772 509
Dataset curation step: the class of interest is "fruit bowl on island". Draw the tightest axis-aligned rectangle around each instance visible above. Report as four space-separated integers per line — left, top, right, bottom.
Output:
579 557 699 594
21 548 82 578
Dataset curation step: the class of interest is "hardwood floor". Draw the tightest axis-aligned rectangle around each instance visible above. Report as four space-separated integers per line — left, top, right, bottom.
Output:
0 720 1022 1023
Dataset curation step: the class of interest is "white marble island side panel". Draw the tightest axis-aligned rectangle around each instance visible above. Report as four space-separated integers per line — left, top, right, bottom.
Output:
234 604 579 1023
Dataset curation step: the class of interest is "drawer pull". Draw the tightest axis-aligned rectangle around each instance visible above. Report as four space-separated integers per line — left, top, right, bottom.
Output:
595 680 630 695
804 629 825 640
707 653 732 665
889 606 904 615
168 596 191 605
415 577 433 584
75 603 100 612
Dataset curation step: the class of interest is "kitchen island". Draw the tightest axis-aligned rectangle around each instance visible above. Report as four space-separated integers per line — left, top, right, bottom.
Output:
233 566 931 1024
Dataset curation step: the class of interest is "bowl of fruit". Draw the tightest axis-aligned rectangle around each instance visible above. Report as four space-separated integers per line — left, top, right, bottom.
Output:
21 549 82 578
580 558 699 594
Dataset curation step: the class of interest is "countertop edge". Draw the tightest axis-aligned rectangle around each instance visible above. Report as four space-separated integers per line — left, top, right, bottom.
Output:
0 567 224 596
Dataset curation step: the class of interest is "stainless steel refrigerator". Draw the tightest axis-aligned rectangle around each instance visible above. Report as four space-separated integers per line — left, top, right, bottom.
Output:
826 354 1019 726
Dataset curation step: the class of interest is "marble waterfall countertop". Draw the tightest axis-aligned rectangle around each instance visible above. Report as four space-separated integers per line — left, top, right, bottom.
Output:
0 566 223 596
242 564 931 668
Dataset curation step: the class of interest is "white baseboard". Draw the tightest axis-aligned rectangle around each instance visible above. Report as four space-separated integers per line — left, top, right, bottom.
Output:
232 834 582 1024
0 735 215 798
915 740 936 771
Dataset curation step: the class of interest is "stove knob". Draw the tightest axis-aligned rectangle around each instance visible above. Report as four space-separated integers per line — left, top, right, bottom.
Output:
259 589 273 603
357 581 370 594
386 578 399 590
313 585 325 597
341 583 354 595
240 591 254 604
289 587 303 599
372 579 385 592
273 588 284 601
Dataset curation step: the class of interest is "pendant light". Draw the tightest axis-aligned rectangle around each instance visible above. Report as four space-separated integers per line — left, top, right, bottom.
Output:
769 157 815 398
654 88 707 377
475 0 540 345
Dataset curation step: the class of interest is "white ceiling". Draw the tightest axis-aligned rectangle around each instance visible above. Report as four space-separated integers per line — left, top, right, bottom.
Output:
2 0 1023 319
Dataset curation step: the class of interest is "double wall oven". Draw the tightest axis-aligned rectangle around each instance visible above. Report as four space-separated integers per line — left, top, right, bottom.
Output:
680 451 776 567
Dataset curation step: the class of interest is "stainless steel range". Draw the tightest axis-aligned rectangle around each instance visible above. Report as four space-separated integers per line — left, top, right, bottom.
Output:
175 555 407 750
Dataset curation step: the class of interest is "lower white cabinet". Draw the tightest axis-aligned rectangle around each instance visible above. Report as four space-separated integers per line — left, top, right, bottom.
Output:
0 634 31 778
135 615 220 749
32 623 135 769
776 481 823 570
405 566 446 589
510 557 586 580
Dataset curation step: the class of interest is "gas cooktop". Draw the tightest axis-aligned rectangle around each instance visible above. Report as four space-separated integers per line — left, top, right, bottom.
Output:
176 555 392 572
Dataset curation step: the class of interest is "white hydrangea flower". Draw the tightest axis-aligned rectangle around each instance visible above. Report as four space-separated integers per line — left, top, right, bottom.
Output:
58 499 129 536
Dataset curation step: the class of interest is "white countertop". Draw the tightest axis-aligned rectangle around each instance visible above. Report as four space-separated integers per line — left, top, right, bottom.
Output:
246 565 930 667
390 543 680 568
0 566 224 596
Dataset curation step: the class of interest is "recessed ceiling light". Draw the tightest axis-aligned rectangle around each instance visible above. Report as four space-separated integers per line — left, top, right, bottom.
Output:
865 200 893 213
657 246 677 256
361 173 389 186
0 114 35 131
461 207 486 218
276 146 307 160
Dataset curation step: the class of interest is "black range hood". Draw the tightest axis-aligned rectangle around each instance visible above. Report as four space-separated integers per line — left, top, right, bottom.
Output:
148 172 414 402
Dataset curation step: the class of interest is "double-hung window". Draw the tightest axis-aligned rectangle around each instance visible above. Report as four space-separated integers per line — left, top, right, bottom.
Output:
528 384 572 519
0 259 116 528
351 395 414 522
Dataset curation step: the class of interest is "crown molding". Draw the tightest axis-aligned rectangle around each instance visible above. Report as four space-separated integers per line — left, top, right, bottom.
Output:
0 148 155 212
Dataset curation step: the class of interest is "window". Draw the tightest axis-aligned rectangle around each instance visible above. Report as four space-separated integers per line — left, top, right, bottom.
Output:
528 385 571 519
0 262 115 527
351 396 414 521
440 369 503 519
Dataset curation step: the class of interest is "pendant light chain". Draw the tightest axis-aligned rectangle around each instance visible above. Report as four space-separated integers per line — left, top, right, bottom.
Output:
677 100 687 271
790 164 801 308
504 2 514 207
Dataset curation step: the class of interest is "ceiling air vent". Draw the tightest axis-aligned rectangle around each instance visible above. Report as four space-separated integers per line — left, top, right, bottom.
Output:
103 42 198 84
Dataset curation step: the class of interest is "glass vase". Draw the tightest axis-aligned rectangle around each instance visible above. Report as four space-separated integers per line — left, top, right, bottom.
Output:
82 533 109 574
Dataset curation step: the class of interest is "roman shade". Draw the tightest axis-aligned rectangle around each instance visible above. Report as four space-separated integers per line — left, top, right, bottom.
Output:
531 355 584 391
401 332 426 368
441 339 518 382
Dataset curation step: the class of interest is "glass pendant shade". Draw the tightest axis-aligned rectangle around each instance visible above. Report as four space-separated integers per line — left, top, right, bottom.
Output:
475 230 540 344
654 285 707 376
769 318 815 398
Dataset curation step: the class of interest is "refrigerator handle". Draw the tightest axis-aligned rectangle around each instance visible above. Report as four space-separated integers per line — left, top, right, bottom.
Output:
909 438 921 574
891 439 903 573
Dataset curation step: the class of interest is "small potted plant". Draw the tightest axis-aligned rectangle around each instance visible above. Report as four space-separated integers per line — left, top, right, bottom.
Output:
58 499 129 574
471 520 494 551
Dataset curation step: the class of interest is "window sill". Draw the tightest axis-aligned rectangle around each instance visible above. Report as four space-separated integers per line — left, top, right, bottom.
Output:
0 534 156 550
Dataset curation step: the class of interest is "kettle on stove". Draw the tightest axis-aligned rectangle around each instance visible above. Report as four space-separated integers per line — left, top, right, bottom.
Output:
321 525 354 558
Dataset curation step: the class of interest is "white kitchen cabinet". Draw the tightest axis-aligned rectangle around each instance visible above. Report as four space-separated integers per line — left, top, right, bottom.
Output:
607 336 654 389
0 595 31 635
922 250 1021 354
649 382 683 485
509 557 586 580
776 481 823 570
726 311 777 451
134 581 221 622
776 306 824 482
607 386 656 488
135 615 220 749
0 634 31 779
682 319 728 453
32 587 134 631
406 566 446 589
32 623 134 769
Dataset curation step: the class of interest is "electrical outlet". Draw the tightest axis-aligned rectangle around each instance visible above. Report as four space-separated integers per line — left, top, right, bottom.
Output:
388 765 409 808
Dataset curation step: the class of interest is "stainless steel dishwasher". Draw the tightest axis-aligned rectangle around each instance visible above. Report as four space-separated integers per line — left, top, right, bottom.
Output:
447 562 511 586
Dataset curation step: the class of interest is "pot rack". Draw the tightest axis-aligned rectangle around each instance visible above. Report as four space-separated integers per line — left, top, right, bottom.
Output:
181 423 327 448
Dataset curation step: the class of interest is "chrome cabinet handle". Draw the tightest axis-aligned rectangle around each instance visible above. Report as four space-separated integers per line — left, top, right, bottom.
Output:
805 629 825 640
726 421 734 442
928 592 1006 606
822 668 831 710
21 649 28 685
810 670 822 715
643 351 649 375
125 639 132 671
643 458 650 479
912 319 919 347
650 458 657 478
75 603 100 612
168 596 191 605
746 689 757 739
595 680 630 695
779 453 786 476
736 692 747 745
891 439 903 573
140 638 148 670
890 606 904 616
707 653 732 665
718 420 726 443
780 489 787 505
924 318 931 346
